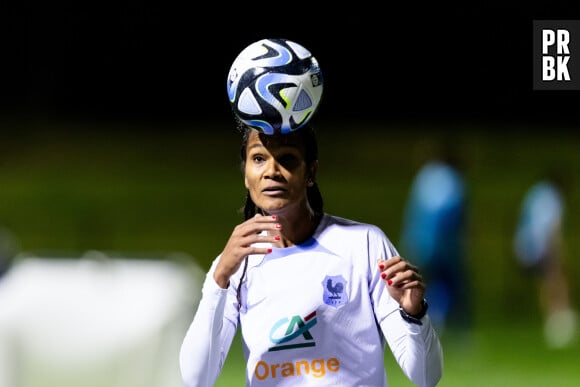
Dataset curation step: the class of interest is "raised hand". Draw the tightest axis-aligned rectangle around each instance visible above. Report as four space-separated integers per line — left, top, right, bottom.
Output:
378 256 425 315
213 214 281 288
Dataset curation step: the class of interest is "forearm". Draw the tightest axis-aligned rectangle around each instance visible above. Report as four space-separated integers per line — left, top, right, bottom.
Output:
179 275 237 387
383 310 443 387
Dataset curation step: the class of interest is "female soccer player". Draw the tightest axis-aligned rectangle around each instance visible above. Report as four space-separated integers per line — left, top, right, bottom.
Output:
179 124 443 386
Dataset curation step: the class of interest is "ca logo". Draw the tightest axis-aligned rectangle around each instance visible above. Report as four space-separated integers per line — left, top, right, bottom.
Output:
268 311 317 351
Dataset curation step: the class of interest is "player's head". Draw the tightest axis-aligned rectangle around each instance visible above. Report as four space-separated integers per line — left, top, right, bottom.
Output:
541 164 572 200
238 123 323 221
412 137 465 173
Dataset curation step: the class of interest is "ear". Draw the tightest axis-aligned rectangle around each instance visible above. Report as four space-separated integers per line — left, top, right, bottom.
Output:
244 174 250 190
309 160 319 182
310 160 318 180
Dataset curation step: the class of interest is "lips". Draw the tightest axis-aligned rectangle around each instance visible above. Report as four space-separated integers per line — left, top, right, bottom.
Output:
262 186 287 195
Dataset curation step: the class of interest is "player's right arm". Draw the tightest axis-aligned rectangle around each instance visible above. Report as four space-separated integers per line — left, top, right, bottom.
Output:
179 214 279 387
179 260 237 387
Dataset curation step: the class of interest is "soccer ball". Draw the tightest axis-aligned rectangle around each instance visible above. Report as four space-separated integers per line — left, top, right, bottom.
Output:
226 38 323 135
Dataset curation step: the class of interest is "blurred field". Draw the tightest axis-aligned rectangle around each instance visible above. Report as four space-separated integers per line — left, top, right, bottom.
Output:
1 117 579 385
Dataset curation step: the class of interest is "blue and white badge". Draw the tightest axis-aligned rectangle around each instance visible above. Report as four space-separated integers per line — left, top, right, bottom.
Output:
322 275 348 307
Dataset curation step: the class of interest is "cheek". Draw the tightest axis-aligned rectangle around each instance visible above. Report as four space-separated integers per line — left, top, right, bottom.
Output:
287 175 309 194
244 168 258 190
291 169 310 186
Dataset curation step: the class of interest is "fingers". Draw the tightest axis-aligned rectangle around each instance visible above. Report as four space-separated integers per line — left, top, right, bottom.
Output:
214 214 281 287
377 256 423 288
378 256 426 311
235 214 282 248
224 214 281 258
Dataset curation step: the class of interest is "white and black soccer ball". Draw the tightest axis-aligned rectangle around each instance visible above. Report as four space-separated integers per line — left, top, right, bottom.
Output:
226 38 323 135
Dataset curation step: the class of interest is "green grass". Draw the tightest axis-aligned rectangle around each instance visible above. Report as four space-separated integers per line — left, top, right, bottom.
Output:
1 117 579 385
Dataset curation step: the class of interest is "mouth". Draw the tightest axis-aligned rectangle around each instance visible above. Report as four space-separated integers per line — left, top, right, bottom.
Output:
262 186 287 196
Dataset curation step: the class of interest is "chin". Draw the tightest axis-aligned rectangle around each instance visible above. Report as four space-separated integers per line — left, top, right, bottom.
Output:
258 201 288 214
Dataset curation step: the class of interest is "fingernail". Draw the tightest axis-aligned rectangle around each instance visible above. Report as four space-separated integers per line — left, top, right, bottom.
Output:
381 273 386 279
272 215 277 220
387 279 393 286
267 248 272 253
274 235 280 241
379 264 385 270
275 223 281 229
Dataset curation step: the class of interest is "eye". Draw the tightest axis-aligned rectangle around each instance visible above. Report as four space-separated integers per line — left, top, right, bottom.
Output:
277 153 301 170
252 154 265 164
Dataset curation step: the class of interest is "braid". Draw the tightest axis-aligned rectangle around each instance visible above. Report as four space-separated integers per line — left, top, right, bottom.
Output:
307 182 324 217
243 191 258 221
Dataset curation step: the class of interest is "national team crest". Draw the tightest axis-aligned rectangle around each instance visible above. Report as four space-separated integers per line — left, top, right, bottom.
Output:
322 275 348 307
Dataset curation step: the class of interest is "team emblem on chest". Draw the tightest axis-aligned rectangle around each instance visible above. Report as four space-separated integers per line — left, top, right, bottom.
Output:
322 275 348 307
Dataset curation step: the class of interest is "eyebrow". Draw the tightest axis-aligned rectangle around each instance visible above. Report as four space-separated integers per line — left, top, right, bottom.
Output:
248 143 265 151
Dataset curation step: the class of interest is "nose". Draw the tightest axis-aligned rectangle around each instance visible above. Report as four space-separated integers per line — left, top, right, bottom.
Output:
264 158 281 179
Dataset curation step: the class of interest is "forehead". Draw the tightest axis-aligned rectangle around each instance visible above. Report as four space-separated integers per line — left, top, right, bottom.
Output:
247 130 305 152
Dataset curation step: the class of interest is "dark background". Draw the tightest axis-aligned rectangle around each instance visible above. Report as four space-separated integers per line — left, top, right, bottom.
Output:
2 4 579 129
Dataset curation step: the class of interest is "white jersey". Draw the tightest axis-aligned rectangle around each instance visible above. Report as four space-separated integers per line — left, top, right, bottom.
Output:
180 214 443 387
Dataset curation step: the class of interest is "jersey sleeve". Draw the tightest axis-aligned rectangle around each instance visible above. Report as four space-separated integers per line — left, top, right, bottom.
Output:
179 257 239 387
381 311 443 387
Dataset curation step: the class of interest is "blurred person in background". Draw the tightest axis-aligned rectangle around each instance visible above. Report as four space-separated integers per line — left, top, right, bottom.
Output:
514 169 577 349
179 124 443 387
399 139 471 335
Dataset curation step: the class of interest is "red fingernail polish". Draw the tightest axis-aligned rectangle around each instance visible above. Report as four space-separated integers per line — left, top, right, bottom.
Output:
387 279 393 286
275 223 281 229
379 264 385 270
274 235 280 241
381 273 386 279
272 215 277 220
267 248 272 253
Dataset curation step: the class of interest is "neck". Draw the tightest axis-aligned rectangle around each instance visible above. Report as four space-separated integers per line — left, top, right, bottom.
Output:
272 208 321 247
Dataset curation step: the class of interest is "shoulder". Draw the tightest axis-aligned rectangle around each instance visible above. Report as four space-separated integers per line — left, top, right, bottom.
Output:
321 213 377 228
318 214 390 241
316 214 398 263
